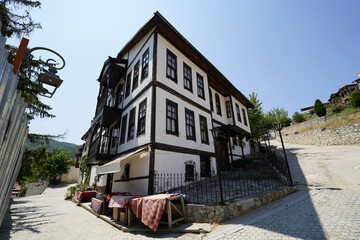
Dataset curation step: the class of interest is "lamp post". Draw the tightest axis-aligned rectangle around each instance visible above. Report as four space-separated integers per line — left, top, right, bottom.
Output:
210 128 224 204
24 46 65 98
274 122 293 185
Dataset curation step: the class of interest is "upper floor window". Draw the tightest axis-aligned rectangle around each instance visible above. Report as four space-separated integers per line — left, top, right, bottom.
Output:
132 61 139 91
215 93 222 116
137 99 147 135
209 88 214 111
242 108 248 126
236 103 242 122
183 62 192 92
141 48 149 81
166 99 178 135
166 49 177 82
197 73 205 99
199 115 209 144
226 101 232 118
125 72 131 97
185 108 196 141
127 107 136 141
120 114 127 144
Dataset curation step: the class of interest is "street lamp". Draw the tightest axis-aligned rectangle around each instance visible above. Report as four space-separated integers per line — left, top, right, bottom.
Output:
273 122 293 185
25 47 65 98
210 128 224 204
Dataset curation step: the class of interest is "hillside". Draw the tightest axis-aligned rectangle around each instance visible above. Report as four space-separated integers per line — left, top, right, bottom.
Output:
27 139 82 158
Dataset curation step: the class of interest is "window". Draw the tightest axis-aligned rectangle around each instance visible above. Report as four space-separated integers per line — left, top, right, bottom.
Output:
185 161 195 181
125 72 131 97
199 115 209 144
132 61 139 91
166 99 178 135
242 108 248 126
233 136 238 146
236 104 242 122
137 99 147 135
209 88 214 111
197 73 205 99
226 101 231 118
120 114 127 144
185 108 196 141
127 107 136 141
183 63 192 92
141 48 149 81
166 49 177 82
215 93 222 116
122 164 130 181
200 156 211 177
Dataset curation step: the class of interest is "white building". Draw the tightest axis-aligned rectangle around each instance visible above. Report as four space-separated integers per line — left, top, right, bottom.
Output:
81 12 253 195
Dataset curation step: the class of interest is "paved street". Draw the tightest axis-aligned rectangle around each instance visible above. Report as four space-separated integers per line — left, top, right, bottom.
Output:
1 142 359 239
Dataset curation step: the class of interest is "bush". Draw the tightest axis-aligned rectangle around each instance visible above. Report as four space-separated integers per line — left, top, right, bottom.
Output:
281 117 292 127
314 99 326 117
349 90 360 108
309 110 314 114
292 112 305 123
331 103 345 113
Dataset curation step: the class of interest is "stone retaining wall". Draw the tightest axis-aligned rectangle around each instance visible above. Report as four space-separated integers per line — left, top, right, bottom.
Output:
279 124 360 146
186 186 297 223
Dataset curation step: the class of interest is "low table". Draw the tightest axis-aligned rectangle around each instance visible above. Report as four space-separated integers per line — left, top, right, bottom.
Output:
77 191 96 203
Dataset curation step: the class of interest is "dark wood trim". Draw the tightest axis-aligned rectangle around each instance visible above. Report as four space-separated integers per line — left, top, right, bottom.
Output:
114 175 149 182
229 96 236 126
151 30 157 143
127 30 155 69
148 149 155 195
122 81 154 112
151 142 215 157
212 118 225 127
155 81 211 114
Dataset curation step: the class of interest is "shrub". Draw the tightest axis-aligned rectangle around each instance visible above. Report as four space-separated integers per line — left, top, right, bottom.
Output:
292 112 305 123
314 99 326 117
309 110 314 114
331 103 345 113
281 117 292 127
349 90 360 108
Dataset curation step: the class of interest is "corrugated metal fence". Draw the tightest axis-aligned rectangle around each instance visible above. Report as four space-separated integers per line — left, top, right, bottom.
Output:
0 23 29 227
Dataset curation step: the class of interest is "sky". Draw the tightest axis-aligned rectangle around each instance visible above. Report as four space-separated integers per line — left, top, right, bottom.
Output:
6 0 360 145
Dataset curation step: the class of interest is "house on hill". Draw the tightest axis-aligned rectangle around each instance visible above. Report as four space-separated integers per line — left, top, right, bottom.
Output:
81 11 253 195
328 83 359 106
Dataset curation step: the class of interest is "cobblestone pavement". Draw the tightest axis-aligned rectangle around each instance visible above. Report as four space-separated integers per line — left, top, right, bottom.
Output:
206 188 360 240
0 184 201 240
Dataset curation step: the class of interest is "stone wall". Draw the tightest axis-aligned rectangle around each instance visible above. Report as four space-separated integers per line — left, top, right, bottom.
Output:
186 186 297 223
279 124 360 146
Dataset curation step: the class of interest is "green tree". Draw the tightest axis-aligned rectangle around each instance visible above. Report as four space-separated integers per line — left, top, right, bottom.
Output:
349 90 360 108
0 0 41 38
314 99 326 117
265 107 292 128
292 111 305 123
248 92 265 140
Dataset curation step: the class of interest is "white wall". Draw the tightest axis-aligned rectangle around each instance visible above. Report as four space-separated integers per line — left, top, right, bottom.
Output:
231 96 251 133
155 87 214 153
89 165 98 186
210 87 233 125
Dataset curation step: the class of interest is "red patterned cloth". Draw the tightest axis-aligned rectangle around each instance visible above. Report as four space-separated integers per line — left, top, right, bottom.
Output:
128 193 180 231
108 195 145 208
77 191 96 203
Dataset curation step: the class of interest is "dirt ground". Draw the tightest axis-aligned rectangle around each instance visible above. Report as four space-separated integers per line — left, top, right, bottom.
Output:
270 140 360 193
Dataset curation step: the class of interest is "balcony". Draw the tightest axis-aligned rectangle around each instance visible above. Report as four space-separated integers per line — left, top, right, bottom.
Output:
95 92 123 127
87 135 119 164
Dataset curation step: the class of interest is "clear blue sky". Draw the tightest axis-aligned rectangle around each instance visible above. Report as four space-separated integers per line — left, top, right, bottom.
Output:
7 0 360 144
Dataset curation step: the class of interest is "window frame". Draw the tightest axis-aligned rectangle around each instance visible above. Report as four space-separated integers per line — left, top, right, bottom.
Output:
125 71 132 97
185 108 196 141
119 114 128 144
183 62 192 92
226 100 232 118
199 115 209 144
166 99 178 136
141 48 149 81
132 61 140 91
127 107 136 141
166 49 177 82
242 108 248 126
236 103 242 122
209 88 214 112
215 93 222 116
197 73 205 100
137 98 147 136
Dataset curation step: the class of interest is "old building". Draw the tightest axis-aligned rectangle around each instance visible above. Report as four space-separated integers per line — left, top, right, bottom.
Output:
81 12 253 195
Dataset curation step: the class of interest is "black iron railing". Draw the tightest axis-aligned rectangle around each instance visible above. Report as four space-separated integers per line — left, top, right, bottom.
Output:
154 167 286 204
88 135 119 157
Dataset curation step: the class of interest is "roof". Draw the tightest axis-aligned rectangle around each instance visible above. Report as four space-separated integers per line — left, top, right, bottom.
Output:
352 78 360 83
116 11 254 108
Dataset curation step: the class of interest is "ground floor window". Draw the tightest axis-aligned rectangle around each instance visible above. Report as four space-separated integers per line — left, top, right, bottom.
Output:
200 156 211 177
185 160 195 181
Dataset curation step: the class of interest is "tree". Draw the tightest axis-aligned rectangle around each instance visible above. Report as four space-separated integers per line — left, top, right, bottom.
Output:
349 90 360 108
266 107 292 128
248 92 265 140
314 99 326 117
0 0 41 38
292 111 305 123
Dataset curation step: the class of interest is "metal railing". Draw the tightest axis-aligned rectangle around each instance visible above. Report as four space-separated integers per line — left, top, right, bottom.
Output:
154 166 286 204
88 135 119 157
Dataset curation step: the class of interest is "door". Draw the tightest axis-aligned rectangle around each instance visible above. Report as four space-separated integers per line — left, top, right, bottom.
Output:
105 173 113 193
218 141 230 171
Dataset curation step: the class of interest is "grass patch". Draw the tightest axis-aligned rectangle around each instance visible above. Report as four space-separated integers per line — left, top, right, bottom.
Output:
298 110 360 134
